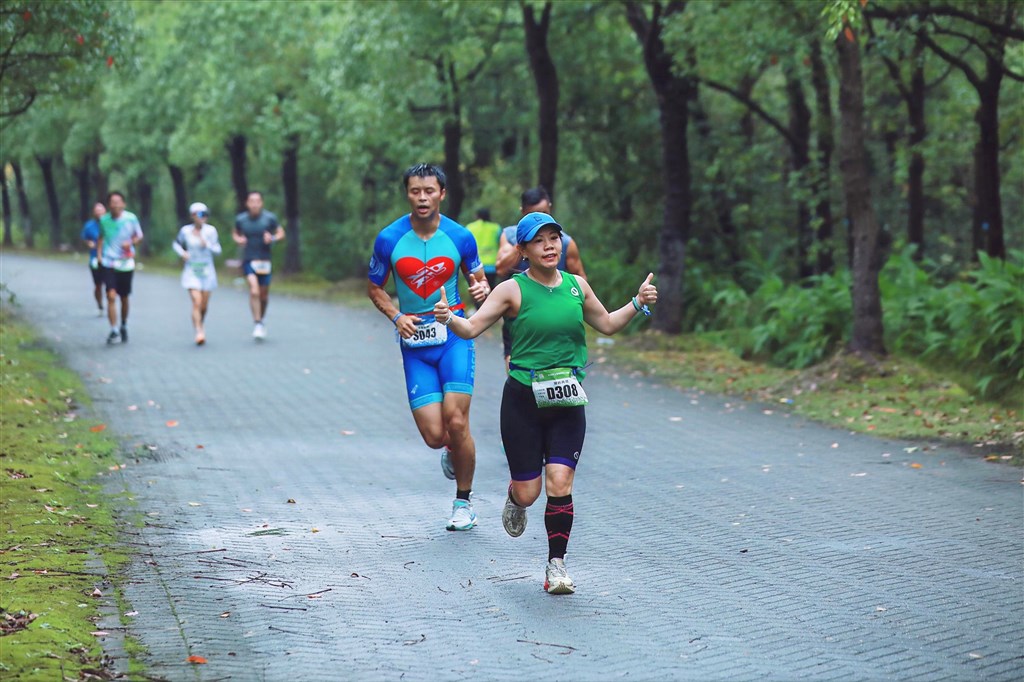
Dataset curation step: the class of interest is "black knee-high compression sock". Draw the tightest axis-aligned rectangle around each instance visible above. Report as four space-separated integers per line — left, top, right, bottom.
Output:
545 494 574 561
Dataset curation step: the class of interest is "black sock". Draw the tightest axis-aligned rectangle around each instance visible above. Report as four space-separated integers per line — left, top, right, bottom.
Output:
545 494 574 561
456 489 471 501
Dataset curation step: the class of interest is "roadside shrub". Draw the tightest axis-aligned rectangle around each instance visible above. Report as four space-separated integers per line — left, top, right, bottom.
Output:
741 271 852 368
884 249 1024 398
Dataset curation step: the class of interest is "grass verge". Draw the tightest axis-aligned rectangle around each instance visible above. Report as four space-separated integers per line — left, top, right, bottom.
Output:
596 328 1023 466
0 300 130 680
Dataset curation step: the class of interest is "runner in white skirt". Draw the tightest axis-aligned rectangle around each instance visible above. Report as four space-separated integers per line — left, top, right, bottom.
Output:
172 202 222 346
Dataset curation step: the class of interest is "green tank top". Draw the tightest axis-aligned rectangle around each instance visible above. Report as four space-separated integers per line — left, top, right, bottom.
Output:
508 271 588 387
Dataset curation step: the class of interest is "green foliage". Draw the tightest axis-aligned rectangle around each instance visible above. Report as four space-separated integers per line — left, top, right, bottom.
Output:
743 271 853 368
883 248 1024 398
0 0 135 119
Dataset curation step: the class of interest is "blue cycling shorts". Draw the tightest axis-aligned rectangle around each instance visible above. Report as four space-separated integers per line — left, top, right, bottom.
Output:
400 331 475 410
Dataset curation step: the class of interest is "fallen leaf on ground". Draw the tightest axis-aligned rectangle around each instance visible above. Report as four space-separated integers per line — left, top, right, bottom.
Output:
89 424 106 433
186 655 207 664
90 631 109 636
188 502 202 507
910 463 923 469
90 588 102 597
311 528 319 533
196 444 204 449
219 612 230 618
166 420 179 427
127 405 138 411
287 499 296 504
341 430 356 435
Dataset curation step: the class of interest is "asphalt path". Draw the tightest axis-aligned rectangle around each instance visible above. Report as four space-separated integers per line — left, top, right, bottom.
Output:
2 253 1021 681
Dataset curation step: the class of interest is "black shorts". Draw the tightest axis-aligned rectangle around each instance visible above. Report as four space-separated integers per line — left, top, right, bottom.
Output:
500 377 586 481
103 268 134 296
90 264 105 286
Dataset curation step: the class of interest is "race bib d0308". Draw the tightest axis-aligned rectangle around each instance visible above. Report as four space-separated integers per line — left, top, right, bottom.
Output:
532 367 588 408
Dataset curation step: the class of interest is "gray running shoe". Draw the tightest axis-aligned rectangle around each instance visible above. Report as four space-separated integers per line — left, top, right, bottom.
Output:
440 447 456 480
446 499 476 531
501 492 527 537
119 325 128 343
106 330 119 345
544 558 575 595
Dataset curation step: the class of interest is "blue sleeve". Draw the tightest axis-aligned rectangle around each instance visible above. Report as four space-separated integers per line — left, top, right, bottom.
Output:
368 231 393 286
451 225 482 274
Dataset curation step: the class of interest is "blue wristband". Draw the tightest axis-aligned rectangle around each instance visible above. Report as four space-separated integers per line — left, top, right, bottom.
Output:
391 312 403 326
632 296 651 317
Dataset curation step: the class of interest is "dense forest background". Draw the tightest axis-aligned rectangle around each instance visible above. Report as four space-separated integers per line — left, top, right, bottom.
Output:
2 0 1021 395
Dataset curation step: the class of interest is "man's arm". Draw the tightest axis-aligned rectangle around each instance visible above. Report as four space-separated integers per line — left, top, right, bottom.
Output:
367 279 421 339
495 232 519 277
267 225 285 244
565 238 587 279
232 218 247 245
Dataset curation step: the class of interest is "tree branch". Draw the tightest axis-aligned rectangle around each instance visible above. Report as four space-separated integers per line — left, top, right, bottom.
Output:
866 4 1024 41
698 77 799 148
914 27 980 88
930 20 1006 65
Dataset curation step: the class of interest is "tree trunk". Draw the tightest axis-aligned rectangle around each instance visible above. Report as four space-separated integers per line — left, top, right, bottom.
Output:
226 134 249 214
905 44 927 260
836 33 886 356
11 160 33 248
90 153 107 204
691 86 742 271
809 39 834 275
134 179 153 258
75 162 90 223
2 166 13 247
36 155 62 251
282 134 301 274
443 117 465 222
785 69 813 280
523 2 559 199
626 1 691 334
973 56 1004 260
168 164 190 226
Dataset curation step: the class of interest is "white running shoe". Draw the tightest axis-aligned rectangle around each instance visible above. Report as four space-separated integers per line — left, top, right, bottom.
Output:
501 491 527 537
440 447 456 480
544 558 575 595
253 322 266 340
446 499 476 531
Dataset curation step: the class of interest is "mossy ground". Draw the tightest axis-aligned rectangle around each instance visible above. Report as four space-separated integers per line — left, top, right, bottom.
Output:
0 302 131 680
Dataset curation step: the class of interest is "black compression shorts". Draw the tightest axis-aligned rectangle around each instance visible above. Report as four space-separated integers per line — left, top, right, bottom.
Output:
500 377 586 481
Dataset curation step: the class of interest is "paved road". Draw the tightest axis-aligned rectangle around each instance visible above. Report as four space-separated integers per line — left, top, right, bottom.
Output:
3 253 1022 681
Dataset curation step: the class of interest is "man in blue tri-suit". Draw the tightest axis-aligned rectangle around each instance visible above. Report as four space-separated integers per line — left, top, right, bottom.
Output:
367 163 491 532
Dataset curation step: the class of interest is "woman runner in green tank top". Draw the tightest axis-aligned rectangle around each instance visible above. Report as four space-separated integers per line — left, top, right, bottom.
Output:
434 212 658 595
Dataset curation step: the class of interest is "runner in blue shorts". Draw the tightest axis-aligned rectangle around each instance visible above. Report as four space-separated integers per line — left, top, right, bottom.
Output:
367 163 491 531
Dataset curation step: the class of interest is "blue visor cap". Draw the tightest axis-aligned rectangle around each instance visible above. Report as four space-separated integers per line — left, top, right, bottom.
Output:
516 212 563 245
